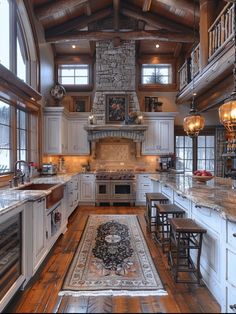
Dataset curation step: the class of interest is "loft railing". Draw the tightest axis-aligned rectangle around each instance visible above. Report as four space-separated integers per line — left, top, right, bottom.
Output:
208 2 234 60
191 43 200 79
178 2 234 92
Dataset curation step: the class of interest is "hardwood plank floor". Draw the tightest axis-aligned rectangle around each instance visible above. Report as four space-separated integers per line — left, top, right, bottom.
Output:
6 206 220 313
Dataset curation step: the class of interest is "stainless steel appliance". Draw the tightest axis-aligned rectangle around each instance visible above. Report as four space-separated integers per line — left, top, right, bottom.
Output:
41 163 57 175
95 170 136 206
157 155 174 171
0 213 22 306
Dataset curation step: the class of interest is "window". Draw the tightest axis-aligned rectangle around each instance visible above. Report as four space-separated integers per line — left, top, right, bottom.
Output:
0 1 35 86
0 101 11 173
0 100 38 175
175 134 215 174
176 136 193 174
58 64 89 85
17 109 28 161
197 135 215 174
0 0 10 69
141 64 172 84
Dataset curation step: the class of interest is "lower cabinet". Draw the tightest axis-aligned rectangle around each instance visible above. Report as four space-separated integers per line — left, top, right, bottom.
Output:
66 174 79 218
136 174 152 205
33 198 46 272
173 191 190 216
224 220 236 313
80 174 95 203
191 202 224 305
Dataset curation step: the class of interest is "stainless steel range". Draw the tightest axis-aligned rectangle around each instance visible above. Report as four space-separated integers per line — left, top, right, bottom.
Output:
95 170 136 206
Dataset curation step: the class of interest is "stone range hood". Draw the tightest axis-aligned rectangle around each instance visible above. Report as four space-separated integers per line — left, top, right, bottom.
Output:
85 124 147 158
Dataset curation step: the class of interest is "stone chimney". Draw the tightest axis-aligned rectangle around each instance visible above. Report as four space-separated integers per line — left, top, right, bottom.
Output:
92 40 140 124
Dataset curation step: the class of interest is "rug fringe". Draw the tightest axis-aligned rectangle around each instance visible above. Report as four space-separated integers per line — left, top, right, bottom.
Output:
58 289 168 297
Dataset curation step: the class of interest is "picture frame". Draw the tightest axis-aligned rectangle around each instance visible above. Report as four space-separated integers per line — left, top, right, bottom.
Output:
106 94 128 123
72 96 90 112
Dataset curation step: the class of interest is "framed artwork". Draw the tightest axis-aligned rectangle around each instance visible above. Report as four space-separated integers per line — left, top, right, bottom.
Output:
72 96 90 112
106 94 128 123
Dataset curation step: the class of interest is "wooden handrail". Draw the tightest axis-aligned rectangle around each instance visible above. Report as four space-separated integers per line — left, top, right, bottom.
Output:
208 2 232 32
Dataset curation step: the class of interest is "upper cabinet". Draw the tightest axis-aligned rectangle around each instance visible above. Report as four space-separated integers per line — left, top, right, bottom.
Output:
44 108 68 155
141 112 176 155
43 107 90 155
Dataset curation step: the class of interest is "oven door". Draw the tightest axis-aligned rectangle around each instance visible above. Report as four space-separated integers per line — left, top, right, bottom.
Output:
111 181 134 200
95 181 110 200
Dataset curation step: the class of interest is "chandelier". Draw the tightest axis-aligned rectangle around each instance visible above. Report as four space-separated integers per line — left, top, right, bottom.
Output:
183 0 205 138
219 1 236 134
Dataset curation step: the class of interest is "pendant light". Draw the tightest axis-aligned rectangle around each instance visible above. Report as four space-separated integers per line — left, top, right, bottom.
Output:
219 1 236 134
183 0 205 138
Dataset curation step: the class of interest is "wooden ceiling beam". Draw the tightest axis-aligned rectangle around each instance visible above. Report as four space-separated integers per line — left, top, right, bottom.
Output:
45 7 113 38
157 0 199 18
35 0 87 21
46 30 195 43
121 3 194 34
142 0 152 12
174 43 183 57
113 0 120 31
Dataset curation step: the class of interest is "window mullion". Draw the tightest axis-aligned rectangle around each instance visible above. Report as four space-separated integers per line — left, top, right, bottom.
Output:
193 137 197 172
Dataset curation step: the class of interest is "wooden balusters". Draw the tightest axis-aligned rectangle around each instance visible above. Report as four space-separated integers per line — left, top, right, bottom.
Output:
208 3 234 59
191 44 200 79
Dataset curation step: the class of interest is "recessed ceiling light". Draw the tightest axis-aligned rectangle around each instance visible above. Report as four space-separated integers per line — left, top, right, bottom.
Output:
72 45 76 49
156 44 160 48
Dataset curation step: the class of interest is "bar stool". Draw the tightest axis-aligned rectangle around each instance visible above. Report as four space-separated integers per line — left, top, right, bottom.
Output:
154 204 185 253
168 218 207 284
145 193 169 232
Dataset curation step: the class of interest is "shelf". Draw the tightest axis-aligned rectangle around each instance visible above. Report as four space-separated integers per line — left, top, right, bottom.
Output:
222 153 236 158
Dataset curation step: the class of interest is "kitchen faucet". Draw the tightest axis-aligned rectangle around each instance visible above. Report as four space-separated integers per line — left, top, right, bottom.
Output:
13 160 30 187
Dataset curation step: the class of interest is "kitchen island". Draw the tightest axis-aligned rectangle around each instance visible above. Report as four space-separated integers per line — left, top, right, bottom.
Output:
149 172 236 313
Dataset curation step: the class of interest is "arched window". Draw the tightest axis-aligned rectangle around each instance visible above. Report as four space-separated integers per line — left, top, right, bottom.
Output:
0 0 38 88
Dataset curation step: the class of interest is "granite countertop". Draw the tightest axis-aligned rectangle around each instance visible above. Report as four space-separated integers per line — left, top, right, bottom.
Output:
0 172 80 217
150 173 236 223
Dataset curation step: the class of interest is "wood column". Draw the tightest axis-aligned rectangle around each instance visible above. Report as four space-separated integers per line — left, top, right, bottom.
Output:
199 0 215 71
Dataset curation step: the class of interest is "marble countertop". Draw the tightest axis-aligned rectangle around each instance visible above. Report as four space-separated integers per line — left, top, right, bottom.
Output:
150 173 236 223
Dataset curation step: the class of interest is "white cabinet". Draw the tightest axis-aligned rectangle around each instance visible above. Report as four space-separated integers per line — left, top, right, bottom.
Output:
44 108 90 156
68 117 90 155
66 174 80 217
136 174 152 205
173 191 190 216
43 108 68 155
161 184 174 202
191 202 224 305
80 174 95 203
32 197 47 273
224 220 236 313
142 113 176 155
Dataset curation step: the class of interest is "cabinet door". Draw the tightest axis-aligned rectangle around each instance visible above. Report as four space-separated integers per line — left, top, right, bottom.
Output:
33 198 46 268
142 119 159 154
44 116 61 154
61 116 68 154
80 181 95 202
158 120 174 154
68 120 90 155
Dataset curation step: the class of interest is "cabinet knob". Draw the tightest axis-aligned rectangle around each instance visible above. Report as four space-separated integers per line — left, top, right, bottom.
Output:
230 304 236 310
233 233 236 238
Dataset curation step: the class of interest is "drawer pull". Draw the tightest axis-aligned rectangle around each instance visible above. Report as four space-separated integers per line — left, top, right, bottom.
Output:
230 304 236 310
143 184 149 187
182 195 187 199
195 205 202 208
233 233 236 237
164 184 168 188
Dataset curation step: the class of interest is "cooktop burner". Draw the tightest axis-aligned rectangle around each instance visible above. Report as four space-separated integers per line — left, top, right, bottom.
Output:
95 170 135 180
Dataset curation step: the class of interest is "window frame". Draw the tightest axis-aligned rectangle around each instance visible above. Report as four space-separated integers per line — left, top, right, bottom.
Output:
56 63 93 91
175 128 216 174
141 64 172 85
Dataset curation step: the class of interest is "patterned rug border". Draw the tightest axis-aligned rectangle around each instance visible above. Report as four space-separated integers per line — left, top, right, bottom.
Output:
59 214 168 297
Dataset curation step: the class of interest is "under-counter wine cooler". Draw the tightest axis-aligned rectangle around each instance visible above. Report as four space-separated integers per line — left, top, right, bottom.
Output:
0 209 25 312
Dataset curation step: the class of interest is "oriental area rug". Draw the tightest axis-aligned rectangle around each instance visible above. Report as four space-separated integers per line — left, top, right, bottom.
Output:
59 215 167 297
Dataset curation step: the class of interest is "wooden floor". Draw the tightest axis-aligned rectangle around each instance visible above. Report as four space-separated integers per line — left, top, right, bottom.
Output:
6 206 220 313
